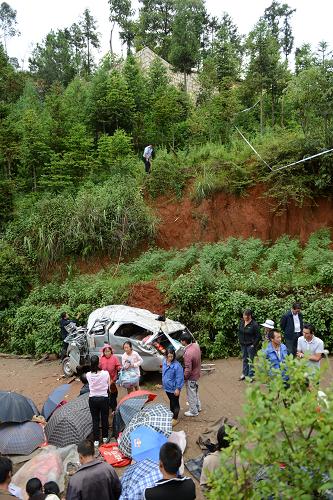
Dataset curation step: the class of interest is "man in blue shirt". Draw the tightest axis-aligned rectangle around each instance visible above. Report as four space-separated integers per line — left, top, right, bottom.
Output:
265 330 288 373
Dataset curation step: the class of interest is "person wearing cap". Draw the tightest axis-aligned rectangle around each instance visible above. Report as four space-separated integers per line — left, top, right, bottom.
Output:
99 345 121 411
261 319 275 341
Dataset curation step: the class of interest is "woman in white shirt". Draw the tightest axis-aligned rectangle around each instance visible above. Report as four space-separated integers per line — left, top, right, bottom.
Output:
86 355 110 447
121 341 143 393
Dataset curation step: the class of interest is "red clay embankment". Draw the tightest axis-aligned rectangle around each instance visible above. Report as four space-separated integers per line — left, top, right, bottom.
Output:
151 184 333 248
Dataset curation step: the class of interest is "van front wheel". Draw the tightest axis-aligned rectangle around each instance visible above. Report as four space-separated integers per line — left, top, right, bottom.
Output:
62 357 75 378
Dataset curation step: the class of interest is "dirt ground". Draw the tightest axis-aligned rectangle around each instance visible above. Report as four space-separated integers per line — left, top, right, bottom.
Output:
2 356 332 499
0 357 245 498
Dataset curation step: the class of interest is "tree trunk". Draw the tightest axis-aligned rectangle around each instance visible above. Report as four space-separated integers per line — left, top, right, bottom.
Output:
281 95 284 128
87 37 90 74
110 23 115 55
33 165 37 192
184 70 187 92
260 88 264 134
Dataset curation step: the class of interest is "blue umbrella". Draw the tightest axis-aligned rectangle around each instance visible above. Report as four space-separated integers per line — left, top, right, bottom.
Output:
42 384 70 420
0 422 45 455
0 392 38 424
130 425 167 463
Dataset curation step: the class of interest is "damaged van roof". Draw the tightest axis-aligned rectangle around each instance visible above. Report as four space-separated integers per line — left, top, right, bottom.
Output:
87 304 186 336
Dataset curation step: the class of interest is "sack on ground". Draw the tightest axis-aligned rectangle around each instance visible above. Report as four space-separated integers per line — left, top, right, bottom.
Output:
99 442 131 467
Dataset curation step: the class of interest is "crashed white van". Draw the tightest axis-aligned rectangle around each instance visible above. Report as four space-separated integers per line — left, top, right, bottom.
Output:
63 305 192 377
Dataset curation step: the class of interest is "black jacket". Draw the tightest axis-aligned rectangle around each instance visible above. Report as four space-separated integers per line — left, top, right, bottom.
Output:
280 310 303 340
60 318 71 340
144 477 196 500
238 319 260 347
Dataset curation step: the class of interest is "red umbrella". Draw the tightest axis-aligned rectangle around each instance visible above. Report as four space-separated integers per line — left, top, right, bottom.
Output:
117 390 157 408
113 390 157 438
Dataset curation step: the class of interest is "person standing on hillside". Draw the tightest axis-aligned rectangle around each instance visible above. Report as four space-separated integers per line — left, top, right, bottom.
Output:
238 309 260 381
280 302 303 356
180 332 201 417
143 144 153 174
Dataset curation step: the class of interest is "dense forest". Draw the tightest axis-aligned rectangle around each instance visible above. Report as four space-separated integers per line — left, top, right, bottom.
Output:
1 0 333 356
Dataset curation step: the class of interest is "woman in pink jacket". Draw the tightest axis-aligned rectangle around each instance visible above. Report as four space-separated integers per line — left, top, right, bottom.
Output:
99 344 121 411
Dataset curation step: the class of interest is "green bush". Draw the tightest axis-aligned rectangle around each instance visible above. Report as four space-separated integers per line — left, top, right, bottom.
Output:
146 148 187 198
6 179 156 265
208 356 333 498
0 241 32 308
9 304 63 355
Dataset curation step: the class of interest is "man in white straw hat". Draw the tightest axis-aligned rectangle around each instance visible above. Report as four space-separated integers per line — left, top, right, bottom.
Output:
261 319 275 340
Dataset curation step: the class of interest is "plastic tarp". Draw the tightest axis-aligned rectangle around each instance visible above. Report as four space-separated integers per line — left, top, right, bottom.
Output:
12 445 79 499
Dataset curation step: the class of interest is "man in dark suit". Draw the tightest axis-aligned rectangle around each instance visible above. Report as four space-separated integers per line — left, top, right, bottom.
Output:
280 302 303 356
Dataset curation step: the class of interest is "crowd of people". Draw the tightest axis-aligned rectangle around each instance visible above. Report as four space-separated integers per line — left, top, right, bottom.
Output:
0 302 327 499
83 331 202 447
238 302 325 381
0 440 196 500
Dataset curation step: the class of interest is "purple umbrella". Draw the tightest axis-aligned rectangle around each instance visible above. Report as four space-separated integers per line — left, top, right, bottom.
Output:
42 384 70 420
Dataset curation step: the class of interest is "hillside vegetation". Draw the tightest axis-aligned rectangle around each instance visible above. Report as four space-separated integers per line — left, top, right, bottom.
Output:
1 1 333 355
2 230 333 357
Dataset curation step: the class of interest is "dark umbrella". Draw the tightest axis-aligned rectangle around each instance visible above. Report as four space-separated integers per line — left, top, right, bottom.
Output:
0 391 38 424
113 390 157 438
45 393 92 447
41 384 70 420
0 422 45 455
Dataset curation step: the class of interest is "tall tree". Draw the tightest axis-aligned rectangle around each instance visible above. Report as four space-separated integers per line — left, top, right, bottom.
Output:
0 2 19 52
136 0 175 59
168 0 206 89
68 22 84 74
29 29 76 86
317 41 332 67
212 12 243 87
263 1 295 60
246 20 288 130
122 55 148 147
295 43 315 75
108 0 134 55
79 9 100 74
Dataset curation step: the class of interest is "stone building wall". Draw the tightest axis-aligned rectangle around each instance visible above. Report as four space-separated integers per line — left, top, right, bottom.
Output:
135 47 200 96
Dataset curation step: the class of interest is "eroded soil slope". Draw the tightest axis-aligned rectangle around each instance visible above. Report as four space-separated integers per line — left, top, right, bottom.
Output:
151 185 333 248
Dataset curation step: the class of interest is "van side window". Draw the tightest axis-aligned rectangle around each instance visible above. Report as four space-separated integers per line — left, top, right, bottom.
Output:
114 323 150 341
